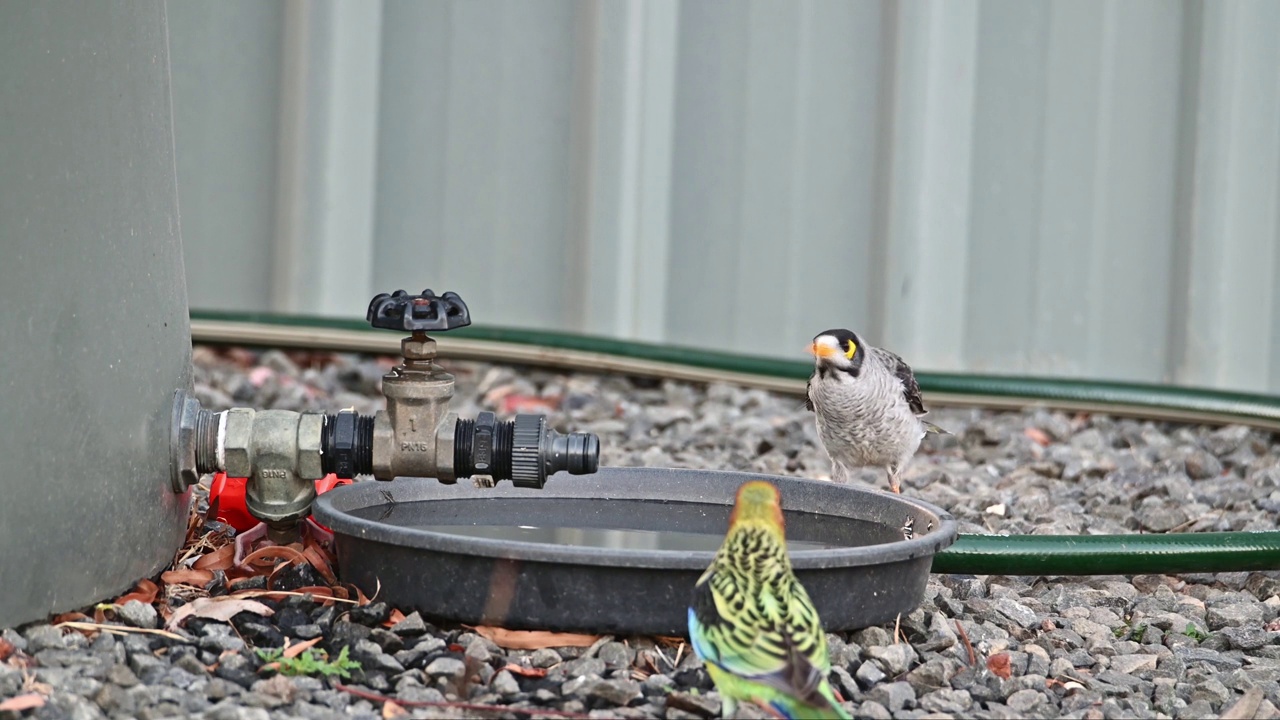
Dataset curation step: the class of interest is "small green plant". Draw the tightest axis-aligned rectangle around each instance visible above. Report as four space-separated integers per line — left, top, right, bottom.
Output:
256 645 361 679
1113 618 1148 642
1183 623 1207 641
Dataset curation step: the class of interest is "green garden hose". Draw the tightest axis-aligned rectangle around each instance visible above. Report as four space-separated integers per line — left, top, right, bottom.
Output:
190 311 1280 576
934 532 1280 576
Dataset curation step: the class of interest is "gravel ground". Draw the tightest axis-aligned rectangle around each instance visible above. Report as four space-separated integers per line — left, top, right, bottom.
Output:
3 346 1280 720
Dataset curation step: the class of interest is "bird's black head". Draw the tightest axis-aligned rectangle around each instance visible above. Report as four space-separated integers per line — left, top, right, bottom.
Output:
809 328 864 377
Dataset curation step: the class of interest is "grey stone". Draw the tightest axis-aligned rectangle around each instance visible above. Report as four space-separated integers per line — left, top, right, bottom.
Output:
588 678 642 705
855 700 893 720
491 669 521 695
411 636 446 655
289 623 322 640
117 600 158 629
562 673 601 696
906 658 955 694
1006 688 1044 712
1207 602 1265 629
206 704 270 720
598 641 631 669
1221 625 1273 650
920 688 972 714
199 633 246 654
866 643 918 676
993 597 1041 629
821 666 854 703
853 626 893 648
1190 677 1232 706
127 651 166 678
530 647 562 668
398 685 446 704
1185 450 1224 480
0 667 21 697
424 656 467 679
1110 654 1158 675
203 678 237 701
920 611 959 652
562 657 607 680
667 691 722 717
642 672 674 695
175 652 209 677
866 681 915 712
389 611 427 636
24 624 67 653
93 683 135 715
1174 646 1243 670
855 659 887 687
464 636 492 664
1138 505 1189 532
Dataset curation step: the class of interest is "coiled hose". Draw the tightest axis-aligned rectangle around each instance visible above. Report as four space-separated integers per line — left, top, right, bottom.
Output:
191 311 1280 576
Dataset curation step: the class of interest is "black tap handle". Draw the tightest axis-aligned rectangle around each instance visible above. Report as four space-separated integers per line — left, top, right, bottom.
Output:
366 289 472 332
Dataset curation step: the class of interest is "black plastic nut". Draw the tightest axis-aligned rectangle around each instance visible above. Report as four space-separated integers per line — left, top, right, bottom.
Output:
323 410 373 478
455 413 598 489
366 289 471 333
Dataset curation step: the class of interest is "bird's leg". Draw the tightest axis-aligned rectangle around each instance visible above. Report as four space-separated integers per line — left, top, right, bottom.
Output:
830 460 849 484
887 466 901 494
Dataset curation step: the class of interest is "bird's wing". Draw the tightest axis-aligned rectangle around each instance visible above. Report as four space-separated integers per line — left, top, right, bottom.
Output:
872 347 926 415
689 566 832 708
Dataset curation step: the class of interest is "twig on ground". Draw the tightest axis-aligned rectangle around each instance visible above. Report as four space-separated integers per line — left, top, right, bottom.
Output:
54 621 187 642
954 620 976 666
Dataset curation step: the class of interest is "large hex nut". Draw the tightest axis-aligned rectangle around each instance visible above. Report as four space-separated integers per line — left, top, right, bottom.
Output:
222 408 256 478
295 413 325 480
400 335 437 361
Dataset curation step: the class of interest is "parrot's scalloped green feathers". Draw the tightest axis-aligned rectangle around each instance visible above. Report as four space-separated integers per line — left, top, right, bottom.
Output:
688 480 851 719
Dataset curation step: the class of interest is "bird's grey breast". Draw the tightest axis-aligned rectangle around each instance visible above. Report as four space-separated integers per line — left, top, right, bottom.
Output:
810 356 921 466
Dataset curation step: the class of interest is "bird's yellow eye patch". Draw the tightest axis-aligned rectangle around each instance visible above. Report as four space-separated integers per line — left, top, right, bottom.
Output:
844 342 857 359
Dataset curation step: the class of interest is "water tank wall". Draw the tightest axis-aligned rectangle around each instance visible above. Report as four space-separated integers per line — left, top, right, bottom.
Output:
0 1 193 627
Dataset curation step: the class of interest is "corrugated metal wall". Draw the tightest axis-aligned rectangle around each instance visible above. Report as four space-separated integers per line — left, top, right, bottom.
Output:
168 0 1280 393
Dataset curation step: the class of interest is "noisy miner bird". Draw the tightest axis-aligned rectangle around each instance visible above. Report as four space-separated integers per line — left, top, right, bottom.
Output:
688 480 850 720
805 329 947 493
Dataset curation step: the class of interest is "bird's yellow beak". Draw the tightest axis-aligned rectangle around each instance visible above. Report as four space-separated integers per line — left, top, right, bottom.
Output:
808 342 838 360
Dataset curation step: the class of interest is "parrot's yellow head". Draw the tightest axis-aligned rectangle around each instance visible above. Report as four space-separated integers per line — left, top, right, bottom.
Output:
729 480 786 534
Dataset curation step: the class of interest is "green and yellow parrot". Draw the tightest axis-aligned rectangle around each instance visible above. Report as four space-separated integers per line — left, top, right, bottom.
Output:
687 480 851 719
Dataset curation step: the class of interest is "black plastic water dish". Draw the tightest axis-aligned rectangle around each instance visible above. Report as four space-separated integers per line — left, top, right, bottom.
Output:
312 468 957 635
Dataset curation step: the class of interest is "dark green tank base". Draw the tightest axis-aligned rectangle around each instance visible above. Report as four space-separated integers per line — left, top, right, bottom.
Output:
312 468 958 635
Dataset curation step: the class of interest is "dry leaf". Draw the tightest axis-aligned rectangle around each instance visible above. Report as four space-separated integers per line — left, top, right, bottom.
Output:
473 626 600 650
115 579 159 606
0 693 45 712
300 545 338 585
987 653 1012 680
240 545 306 571
382 608 406 629
1023 427 1052 446
0 638 13 662
502 663 549 678
381 699 409 718
282 637 322 659
194 545 236 571
166 596 274 631
161 568 216 586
